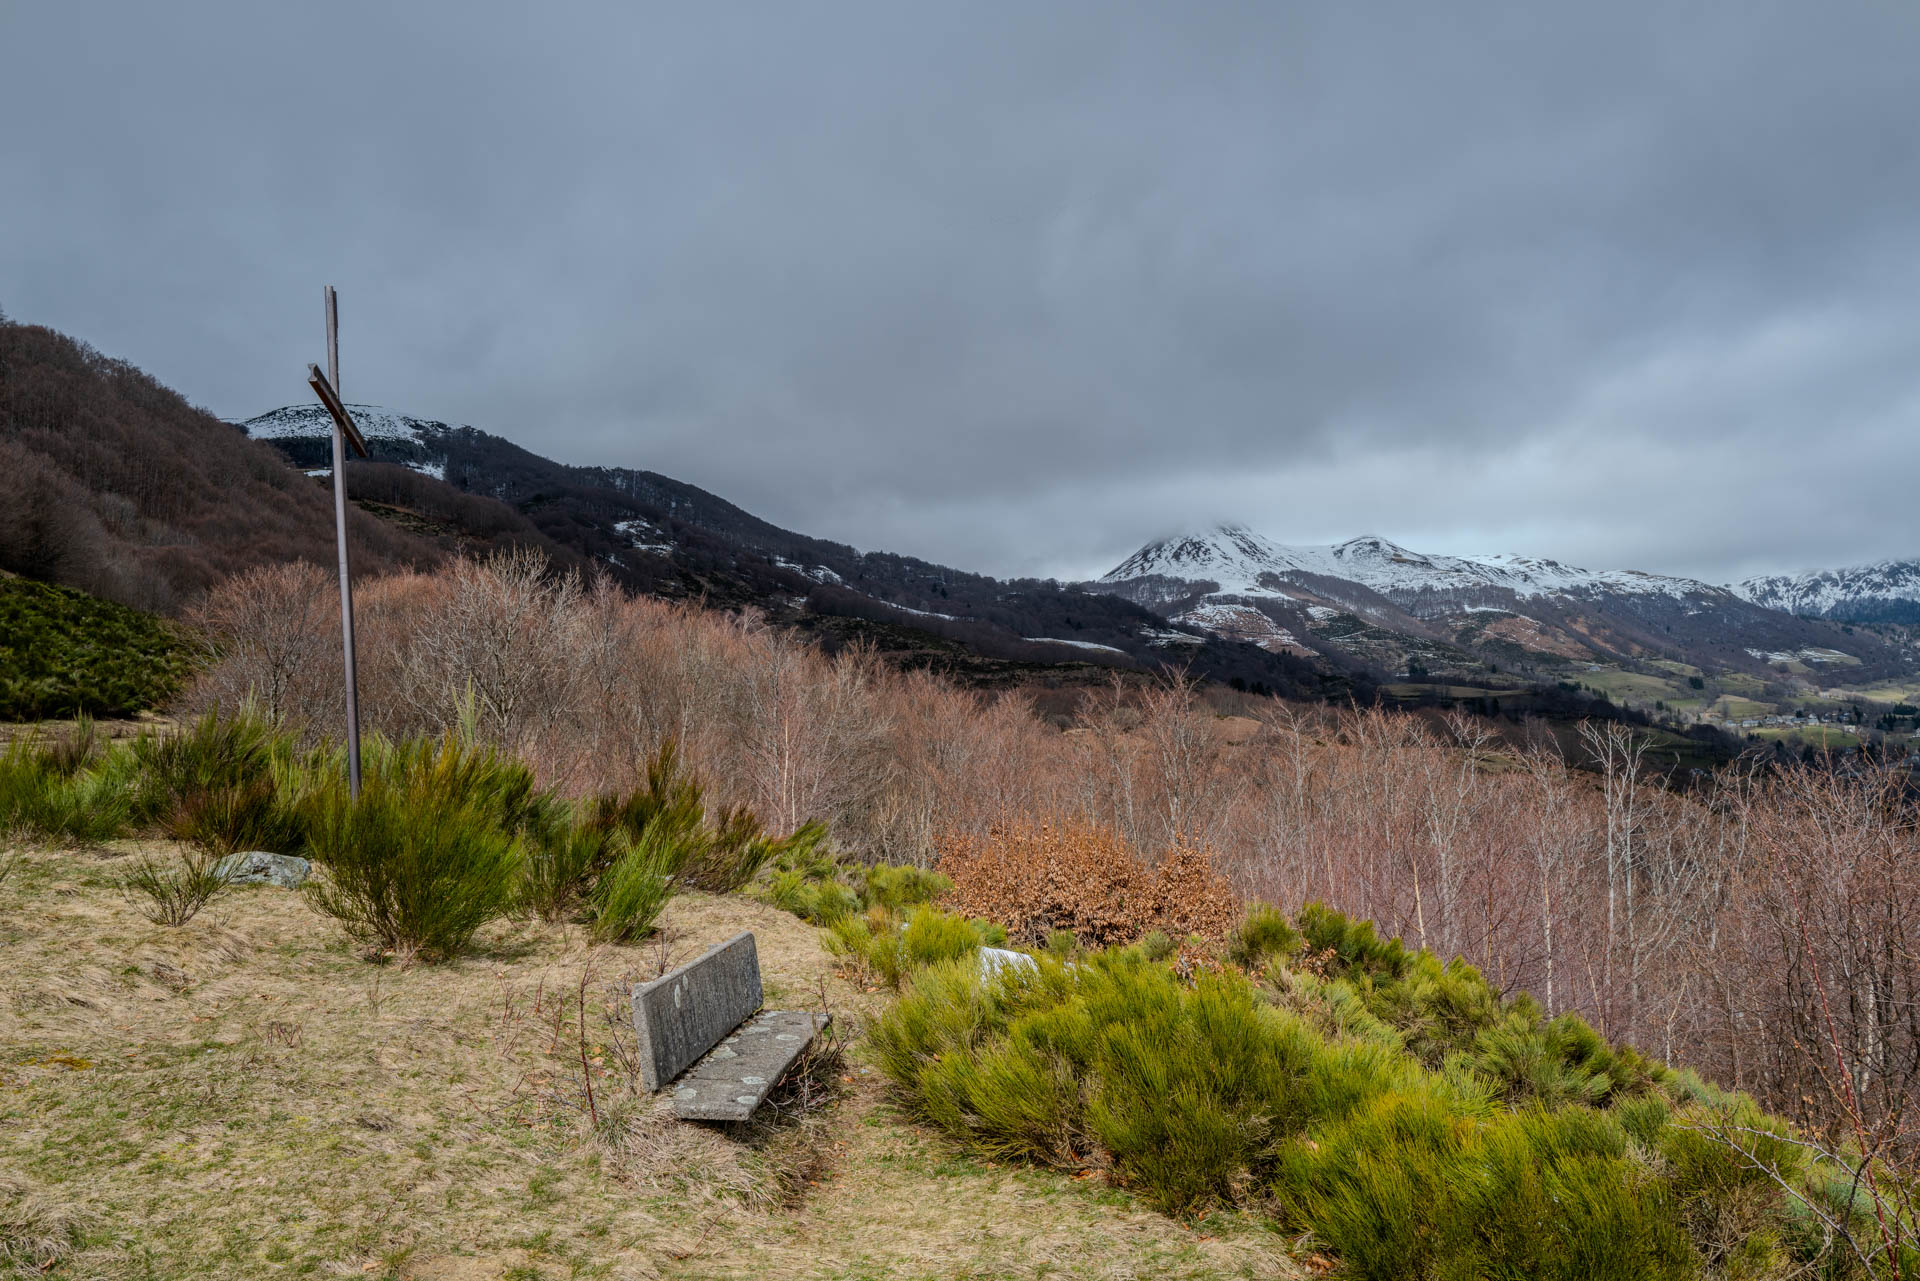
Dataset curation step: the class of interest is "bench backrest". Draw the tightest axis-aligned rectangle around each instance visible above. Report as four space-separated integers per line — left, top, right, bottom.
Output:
631 931 763 1091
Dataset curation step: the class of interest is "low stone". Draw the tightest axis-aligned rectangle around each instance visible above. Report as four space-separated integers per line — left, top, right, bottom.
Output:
978 946 1038 979
212 851 311 888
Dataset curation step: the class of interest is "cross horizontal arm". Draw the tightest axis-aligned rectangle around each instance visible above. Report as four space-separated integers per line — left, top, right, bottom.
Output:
306 363 369 458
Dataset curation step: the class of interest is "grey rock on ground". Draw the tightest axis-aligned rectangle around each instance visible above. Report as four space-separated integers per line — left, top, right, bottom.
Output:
978 946 1039 979
212 851 311 888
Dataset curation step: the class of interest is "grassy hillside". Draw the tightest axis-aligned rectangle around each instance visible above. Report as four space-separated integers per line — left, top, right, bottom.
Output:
2 714 1914 1277
0 575 195 718
0 852 1292 1279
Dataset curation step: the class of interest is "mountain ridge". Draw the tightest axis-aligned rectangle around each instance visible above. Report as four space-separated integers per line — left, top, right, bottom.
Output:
1088 523 1916 684
1734 558 1920 624
235 404 1354 698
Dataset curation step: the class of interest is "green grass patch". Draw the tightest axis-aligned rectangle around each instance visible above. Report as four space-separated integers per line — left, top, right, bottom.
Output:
0 576 196 719
1576 669 1685 707
1708 695 1775 721
1751 725 1861 749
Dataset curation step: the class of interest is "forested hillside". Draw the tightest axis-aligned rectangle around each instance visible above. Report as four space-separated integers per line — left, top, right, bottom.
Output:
0 318 450 613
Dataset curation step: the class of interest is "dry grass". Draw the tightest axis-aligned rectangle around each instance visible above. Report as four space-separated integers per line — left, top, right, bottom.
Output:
0 1175 85 1270
0 839 1297 1279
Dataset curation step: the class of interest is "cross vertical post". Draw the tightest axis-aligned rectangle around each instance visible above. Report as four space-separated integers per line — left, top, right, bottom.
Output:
324 285 363 798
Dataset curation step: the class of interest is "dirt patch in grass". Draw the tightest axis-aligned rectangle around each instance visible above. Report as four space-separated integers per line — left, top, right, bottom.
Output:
0 843 1298 1279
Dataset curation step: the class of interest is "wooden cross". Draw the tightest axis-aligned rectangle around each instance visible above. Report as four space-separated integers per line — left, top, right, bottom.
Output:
306 286 366 797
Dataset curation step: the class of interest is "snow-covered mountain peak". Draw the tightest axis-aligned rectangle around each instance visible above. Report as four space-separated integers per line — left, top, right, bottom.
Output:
1734 559 1920 621
1103 527 1729 605
241 402 447 444
1099 524 1291 593
238 403 455 481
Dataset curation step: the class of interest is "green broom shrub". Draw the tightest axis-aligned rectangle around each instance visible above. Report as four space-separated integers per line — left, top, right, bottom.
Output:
587 740 805 895
1227 901 1300 970
133 708 303 856
301 737 522 962
519 812 612 922
767 866 861 925
861 863 951 911
864 894 1899 1280
123 844 234 926
588 823 687 943
826 903 998 987
0 725 137 844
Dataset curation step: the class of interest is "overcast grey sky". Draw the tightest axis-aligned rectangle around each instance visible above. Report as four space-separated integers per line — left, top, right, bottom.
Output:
4 2 1918 584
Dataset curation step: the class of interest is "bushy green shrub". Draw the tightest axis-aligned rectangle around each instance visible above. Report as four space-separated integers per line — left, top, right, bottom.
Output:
1292 905 1664 1109
519 814 611 922
862 886 1910 1278
587 740 802 895
1086 966 1320 1214
1135 930 1175 962
886 944 1706 1265
1469 1012 1623 1108
1227 901 1299 970
760 832 979 972
1435 1105 1691 1281
1659 1099 1805 1202
766 867 861 925
0 725 137 844
862 864 951 911
869 954 1084 1160
1273 1087 1477 1279
878 953 1322 1214
301 737 523 962
346 730 543 836
768 856 951 928
133 709 303 856
512 741 831 937
827 904 997 987
1297 900 1411 980
590 826 682 943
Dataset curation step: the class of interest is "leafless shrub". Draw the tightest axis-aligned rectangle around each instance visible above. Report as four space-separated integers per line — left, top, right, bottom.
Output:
180 560 340 727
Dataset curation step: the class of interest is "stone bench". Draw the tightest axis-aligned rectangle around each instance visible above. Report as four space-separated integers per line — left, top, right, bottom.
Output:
631 931 829 1122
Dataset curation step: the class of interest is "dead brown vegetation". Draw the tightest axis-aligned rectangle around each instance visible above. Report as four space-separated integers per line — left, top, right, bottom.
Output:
941 818 1237 946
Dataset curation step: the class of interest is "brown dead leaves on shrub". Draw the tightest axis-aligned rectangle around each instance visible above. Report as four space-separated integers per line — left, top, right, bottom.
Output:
939 817 1237 947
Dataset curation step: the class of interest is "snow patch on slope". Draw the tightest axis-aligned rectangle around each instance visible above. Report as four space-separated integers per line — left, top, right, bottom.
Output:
243 402 435 445
1024 637 1128 654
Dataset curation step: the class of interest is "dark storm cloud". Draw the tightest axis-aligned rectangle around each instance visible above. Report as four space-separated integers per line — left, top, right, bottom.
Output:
5 2 1919 584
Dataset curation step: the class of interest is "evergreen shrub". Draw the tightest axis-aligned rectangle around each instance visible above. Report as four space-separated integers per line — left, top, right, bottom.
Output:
0 723 136 844
133 709 303 856
301 736 522 962
871 899 1879 1278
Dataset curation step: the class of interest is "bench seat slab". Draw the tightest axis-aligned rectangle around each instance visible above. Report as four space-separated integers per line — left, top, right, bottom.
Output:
669 1010 830 1122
